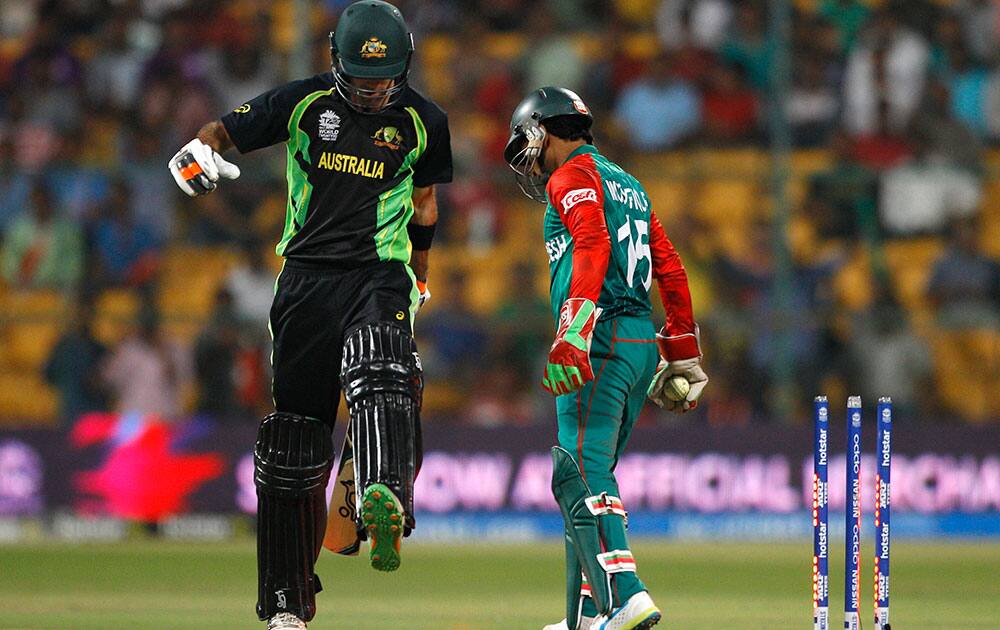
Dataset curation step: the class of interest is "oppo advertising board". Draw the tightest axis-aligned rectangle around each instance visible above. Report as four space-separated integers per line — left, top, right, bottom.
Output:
1 413 998 540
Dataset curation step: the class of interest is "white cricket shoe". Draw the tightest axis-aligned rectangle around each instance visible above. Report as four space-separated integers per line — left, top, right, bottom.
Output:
542 615 596 630
267 612 306 629
593 591 661 629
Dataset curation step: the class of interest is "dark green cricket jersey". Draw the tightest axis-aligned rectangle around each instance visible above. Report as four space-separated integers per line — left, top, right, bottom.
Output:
221 73 452 266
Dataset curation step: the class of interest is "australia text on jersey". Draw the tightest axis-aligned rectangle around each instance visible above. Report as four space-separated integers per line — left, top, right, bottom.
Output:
316 152 385 179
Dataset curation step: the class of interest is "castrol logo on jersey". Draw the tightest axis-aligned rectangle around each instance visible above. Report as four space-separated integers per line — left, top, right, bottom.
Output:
561 188 597 211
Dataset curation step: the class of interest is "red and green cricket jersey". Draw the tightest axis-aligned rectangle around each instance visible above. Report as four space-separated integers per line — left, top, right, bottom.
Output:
543 144 694 337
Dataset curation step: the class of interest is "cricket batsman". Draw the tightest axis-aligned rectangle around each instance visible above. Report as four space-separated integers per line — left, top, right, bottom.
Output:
504 87 707 630
167 2 451 628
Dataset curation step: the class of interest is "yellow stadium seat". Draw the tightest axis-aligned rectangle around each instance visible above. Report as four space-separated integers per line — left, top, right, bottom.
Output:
158 246 240 320
0 290 66 318
691 149 767 176
881 238 945 312
931 329 1000 423
482 34 526 61
832 247 875 311
466 261 508 315
693 180 760 224
93 289 141 345
0 371 59 424
630 152 693 179
1 320 62 370
979 203 1000 259
644 181 690 221
0 290 67 370
790 149 834 176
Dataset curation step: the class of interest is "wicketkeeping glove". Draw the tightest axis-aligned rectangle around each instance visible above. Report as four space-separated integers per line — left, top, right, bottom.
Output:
168 138 241 197
542 298 602 396
647 325 708 412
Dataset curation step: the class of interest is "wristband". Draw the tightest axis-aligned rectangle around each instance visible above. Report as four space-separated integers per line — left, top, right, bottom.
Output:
656 324 702 361
407 222 436 251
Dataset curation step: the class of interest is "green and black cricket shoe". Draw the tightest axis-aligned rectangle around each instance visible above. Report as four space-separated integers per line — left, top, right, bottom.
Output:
360 483 403 572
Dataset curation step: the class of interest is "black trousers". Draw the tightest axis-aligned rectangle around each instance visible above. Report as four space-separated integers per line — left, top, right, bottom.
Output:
269 260 418 427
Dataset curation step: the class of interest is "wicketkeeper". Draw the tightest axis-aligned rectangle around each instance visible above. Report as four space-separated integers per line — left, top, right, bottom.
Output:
168 2 451 628
504 87 707 630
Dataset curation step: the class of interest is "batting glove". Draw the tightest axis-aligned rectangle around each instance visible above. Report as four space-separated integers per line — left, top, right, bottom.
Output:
647 325 708 412
542 298 602 396
416 279 431 310
168 138 241 197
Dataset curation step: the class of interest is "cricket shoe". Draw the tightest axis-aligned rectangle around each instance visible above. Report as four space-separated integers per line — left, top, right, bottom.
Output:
593 591 661 630
542 615 596 629
266 612 306 629
360 483 403 572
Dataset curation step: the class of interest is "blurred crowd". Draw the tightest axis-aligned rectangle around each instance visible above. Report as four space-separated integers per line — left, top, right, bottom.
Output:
1 0 999 427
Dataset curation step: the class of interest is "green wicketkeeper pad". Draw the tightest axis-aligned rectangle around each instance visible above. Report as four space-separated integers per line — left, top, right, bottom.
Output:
551 446 637 624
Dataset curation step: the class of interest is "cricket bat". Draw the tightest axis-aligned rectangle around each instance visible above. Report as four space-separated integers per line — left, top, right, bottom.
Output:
323 431 362 555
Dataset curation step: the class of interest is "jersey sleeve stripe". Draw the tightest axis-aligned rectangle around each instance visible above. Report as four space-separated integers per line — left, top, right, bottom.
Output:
395 107 428 178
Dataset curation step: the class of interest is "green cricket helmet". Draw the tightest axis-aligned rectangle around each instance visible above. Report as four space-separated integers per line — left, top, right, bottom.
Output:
330 0 414 113
504 86 593 203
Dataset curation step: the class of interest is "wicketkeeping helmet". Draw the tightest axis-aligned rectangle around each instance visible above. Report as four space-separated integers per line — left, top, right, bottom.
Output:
503 86 594 203
330 0 414 113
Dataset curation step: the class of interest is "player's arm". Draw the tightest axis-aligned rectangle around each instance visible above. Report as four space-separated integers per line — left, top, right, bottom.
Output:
646 211 708 412
542 166 610 396
408 185 437 309
168 121 241 197
169 78 319 197
408 100 452 311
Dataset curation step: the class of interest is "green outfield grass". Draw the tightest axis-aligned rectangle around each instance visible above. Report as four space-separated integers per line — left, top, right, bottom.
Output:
0 539 998 628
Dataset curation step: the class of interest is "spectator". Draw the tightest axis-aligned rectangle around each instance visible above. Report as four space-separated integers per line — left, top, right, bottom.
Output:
806 134 877 240
880 83 982 236
720 1 774 90
492 262 551 383
89 179 160 287
954 0 1000 63
615 53 702 152
1 180 83 289
13 23 83 133
86 10 150 112
943 45 992 138
701 62 759 145
194 288 241 417
715 220 841 412
842 8 930 135
880 167 980 237
206 16 280 111
787 54 839 147
226 239 275 326
479 0 527 31
818 0 871 54
583 20 656 112
519 8 584 91
656 0 732 52
419 269 488 383
848 282 932 419
908 80 983 172
849 101 912 170
44 298 107 424
0 132 30 232
123 127 176 241
102 308 191 419
928 215 1000 329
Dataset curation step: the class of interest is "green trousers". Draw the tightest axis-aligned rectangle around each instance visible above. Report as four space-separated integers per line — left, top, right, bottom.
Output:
555 315 660 614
